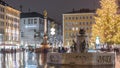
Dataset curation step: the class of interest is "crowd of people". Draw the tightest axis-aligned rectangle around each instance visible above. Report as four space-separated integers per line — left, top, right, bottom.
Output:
0 48 21 53
100 44 120 53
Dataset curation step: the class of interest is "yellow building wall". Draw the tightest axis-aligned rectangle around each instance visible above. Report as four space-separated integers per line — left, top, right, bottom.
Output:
63 13 95 47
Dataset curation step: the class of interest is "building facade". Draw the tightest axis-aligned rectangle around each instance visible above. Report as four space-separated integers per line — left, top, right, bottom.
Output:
63 9 95 46
0 1 20 46
55 23 63 42
20 12 56 47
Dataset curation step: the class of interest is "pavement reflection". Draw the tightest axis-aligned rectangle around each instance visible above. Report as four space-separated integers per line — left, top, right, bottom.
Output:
0 51 116 68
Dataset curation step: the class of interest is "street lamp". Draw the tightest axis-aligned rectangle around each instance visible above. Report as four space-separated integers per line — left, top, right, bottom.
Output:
50 28 55 35
50 27 55 52
96 36 100 50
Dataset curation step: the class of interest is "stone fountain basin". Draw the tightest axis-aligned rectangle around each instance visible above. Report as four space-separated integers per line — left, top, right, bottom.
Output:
47 52 115 65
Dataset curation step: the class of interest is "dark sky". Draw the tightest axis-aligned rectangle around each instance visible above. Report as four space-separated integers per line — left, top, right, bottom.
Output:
4 0 100 23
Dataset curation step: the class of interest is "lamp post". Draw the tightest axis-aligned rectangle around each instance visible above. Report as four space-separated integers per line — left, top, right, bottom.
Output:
96 36 100 50
50 27 55 52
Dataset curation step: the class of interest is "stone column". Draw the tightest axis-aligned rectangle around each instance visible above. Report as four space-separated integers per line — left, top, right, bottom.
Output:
40 9 50 66
44 11 47 35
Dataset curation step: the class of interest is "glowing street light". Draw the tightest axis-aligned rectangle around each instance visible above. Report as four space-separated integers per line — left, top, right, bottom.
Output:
96 36 100 49
50 22 56 52
50 28 55 35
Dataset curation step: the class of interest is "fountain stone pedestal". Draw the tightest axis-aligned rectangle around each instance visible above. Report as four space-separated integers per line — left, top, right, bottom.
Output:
47 52 115 65
47 29 115 65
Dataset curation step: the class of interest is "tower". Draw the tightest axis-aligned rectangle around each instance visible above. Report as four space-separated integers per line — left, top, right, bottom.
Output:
42 9 49 45
40 9 50 65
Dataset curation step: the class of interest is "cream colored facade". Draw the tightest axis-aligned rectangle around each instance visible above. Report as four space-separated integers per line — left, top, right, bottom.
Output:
0 3 20 46
63 13 95 46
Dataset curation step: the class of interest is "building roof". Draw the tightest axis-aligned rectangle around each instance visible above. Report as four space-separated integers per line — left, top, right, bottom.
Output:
21 12 43 18
0 0 20 12
21 12 54 21
66 8 96 14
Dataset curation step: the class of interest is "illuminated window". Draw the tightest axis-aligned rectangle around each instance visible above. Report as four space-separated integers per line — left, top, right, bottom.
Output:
72 27 75 31
76 27 78 30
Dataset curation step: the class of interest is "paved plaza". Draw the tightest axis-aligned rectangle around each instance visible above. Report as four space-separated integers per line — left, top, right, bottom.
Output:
0 51 119 68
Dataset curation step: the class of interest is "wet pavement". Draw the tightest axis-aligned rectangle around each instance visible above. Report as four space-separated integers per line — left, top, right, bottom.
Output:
0 51 117 68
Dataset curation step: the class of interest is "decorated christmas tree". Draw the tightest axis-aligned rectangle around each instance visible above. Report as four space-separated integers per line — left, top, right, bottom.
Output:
92 0 120 44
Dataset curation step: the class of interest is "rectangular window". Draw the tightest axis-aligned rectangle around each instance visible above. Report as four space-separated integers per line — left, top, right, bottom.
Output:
90 16 92 19
83 16 85 19
24 19 25 24
21 32 24 37
31 19 33 24
34 19 37 24
86 16 88 19
39 19 42 24
28 19 30 24
80 16 82 19
86 22 88 25
69 17 71 20
65 17 68 20
76 17 78 20
90 22 92 24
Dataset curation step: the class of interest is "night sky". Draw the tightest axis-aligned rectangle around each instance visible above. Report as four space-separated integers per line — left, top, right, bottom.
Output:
4 0 100 23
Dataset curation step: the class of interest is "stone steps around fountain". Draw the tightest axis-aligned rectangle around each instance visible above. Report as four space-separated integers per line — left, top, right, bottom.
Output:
47 52 115 65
